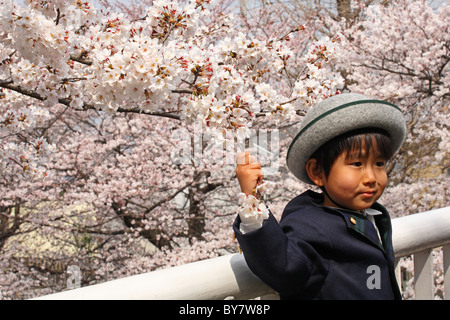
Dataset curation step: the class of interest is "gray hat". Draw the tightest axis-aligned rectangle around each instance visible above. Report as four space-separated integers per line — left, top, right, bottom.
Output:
287 93 406 184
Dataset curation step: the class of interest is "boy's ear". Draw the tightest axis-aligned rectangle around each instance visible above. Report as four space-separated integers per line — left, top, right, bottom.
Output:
305 158 325 187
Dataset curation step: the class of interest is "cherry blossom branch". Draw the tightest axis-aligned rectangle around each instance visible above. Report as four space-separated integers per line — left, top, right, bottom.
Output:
0 80 182 120
69 52 92 66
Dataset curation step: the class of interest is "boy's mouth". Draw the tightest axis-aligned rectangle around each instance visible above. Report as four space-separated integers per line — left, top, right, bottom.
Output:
360 190 376 198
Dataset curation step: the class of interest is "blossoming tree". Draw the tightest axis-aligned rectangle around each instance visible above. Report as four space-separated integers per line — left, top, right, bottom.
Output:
0 0 342 178
0 0 343 298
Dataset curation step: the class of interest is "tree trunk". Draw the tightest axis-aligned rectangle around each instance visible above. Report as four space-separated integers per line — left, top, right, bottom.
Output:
336 0 353 21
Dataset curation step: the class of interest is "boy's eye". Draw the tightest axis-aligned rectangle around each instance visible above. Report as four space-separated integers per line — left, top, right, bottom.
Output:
351 162 363 167
376 161 386 167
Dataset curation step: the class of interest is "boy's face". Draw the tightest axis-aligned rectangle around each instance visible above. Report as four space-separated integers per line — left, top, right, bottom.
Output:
313 148 388 212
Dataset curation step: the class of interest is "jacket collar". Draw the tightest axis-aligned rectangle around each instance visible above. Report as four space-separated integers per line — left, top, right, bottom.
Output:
307 190 391 255
336 209 385 252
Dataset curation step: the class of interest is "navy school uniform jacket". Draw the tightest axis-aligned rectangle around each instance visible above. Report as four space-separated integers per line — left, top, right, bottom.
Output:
233 190 402 300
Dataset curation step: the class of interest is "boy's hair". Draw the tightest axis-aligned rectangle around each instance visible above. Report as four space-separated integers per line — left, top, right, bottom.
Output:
310 128 393 179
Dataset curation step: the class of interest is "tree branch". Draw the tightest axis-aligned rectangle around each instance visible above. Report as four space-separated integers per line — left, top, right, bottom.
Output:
0 81 182 120
69 52 92 66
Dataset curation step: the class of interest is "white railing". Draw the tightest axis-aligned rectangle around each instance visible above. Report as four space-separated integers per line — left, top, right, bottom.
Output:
392 206 450 299
34 206 450 300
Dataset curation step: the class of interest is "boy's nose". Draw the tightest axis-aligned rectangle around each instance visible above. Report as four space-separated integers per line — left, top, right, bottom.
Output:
362 167 376 185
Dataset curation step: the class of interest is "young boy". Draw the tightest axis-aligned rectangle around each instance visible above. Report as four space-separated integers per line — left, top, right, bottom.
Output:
233 93 406 299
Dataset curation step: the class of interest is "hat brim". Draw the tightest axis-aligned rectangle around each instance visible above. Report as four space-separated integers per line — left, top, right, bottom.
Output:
287 94 406 184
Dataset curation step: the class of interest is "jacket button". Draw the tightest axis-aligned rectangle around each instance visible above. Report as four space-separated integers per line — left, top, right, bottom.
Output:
350 217 357 225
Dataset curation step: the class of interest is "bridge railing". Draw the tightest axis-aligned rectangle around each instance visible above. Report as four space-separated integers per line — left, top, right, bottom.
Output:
34 206 450 300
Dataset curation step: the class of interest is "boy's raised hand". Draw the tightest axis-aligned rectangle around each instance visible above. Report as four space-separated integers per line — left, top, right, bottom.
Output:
236 151 263 195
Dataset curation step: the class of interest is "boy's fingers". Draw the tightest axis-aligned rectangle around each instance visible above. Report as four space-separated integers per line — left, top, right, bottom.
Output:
247 162 262 170
257 174 264 183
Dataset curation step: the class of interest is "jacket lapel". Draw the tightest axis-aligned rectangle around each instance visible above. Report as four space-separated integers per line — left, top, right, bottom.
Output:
310 192 390 257
372 202 396 264
339 210 385 253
